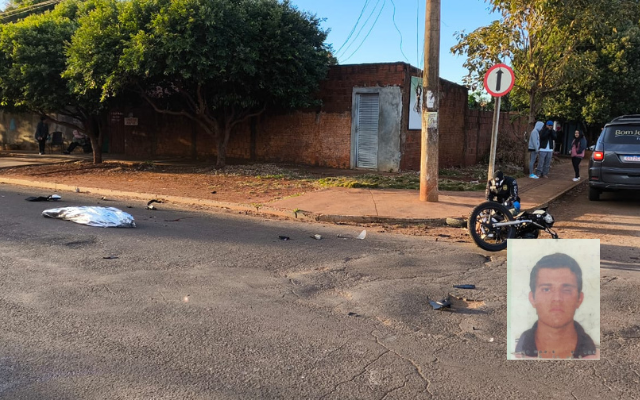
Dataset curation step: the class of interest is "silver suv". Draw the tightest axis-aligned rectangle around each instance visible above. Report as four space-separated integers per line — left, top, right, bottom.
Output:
588 115 640 200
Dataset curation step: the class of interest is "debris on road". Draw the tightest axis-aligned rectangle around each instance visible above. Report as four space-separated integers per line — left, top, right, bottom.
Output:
279 236 290 241
453 284 476 289
347 312 361 317
42 206 136 228
103 256 119 260
357 230 367 240
25 194 61 202
312 234 322 240
147 199 163 210
429 297 452 310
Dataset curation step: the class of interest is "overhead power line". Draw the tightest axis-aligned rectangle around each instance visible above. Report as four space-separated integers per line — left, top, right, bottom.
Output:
334 0 371 56
336 0 382 59
343 0 386 63
389 0 409 63
416 0 420 66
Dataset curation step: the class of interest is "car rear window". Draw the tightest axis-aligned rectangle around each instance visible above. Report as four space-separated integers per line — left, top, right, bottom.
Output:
604 126 640 144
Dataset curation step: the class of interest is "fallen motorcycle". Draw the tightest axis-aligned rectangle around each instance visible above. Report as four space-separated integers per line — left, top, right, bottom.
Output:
467 201 558 251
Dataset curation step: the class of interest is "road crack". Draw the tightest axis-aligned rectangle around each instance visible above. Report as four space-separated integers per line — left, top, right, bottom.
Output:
319 348 390 399
372 331 433 398
380 373 410 400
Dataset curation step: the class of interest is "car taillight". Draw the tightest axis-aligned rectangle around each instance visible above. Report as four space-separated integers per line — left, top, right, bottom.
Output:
593 151 604 161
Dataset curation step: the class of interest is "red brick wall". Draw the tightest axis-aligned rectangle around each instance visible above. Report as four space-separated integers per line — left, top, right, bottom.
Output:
400 78 469 170
319 63 407 113
464 110 529 165
109 63 526 170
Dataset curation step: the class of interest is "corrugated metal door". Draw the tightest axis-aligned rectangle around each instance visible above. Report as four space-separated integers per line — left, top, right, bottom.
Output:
356 93 379 169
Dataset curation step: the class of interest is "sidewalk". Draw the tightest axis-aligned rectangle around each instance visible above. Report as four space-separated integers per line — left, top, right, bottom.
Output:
0 151 587 224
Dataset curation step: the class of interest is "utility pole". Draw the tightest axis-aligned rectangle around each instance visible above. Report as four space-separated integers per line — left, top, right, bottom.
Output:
420 0 440 202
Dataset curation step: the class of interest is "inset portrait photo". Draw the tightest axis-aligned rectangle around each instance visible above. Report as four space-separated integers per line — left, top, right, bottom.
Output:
507 239 600 360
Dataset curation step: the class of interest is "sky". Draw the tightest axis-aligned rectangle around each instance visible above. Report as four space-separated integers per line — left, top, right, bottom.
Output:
291 0 499 84
0 0 499 84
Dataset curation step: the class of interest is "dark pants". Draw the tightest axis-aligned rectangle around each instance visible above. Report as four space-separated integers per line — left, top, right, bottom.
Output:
37 139 46 154
66 141 80 153
572 156 582 178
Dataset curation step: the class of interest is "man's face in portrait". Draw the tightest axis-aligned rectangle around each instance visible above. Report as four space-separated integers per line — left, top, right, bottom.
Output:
528 267 584 329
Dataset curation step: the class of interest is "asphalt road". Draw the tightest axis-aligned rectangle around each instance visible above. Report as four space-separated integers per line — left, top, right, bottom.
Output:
0 184 639 399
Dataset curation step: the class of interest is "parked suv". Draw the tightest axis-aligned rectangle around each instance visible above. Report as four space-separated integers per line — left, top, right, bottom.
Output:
588 114 640 200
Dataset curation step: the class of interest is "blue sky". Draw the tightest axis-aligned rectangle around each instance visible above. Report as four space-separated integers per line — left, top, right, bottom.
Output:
291 0 499 84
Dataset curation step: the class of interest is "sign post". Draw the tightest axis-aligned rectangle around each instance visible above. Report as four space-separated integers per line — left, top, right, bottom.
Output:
483 64 515 180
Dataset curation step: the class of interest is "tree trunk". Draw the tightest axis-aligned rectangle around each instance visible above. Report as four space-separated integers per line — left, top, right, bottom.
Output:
88 116 103 164
215 124 233 169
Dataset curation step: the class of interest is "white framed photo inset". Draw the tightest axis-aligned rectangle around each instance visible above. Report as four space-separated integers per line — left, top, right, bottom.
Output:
507 239 600 360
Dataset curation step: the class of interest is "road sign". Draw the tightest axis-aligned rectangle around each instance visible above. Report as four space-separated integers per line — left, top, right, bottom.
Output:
483 64 514 97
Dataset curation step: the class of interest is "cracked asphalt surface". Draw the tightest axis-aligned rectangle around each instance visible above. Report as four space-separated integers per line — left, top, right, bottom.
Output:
0 184 639 399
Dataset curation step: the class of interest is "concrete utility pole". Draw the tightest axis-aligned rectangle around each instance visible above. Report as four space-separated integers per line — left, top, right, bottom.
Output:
420 0 440 202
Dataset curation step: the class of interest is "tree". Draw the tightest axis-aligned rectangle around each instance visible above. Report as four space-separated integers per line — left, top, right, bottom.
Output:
66 0 333 168
453 0 640 128
0 0 113 163
544 0 640 125
452 0 572 125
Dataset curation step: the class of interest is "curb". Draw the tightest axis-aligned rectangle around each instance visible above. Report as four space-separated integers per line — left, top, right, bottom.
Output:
0 177 447 226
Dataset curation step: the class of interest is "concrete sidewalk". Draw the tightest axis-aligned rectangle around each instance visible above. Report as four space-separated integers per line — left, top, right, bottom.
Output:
0 151 588 224
272 158 588 222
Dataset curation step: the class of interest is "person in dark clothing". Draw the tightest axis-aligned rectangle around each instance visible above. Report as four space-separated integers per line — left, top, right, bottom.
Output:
486 170 521 212
535 121 557 178
570 130 587 181
515 253 599 359
34 116 49 155
64 130 88 154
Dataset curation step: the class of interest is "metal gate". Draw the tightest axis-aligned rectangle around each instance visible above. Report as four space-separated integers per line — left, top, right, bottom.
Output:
355 93 379 169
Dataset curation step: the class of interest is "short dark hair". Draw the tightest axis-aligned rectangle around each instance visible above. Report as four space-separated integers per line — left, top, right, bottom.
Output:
529 253 582 297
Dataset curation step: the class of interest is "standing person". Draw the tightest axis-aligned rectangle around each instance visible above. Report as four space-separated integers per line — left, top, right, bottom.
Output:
528 121 543 179
570 130 587 181
535 121 557 178
554 123 564 154
34 116 49 155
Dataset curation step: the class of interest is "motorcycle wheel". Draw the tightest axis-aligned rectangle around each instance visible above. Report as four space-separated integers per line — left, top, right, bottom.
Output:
467 201 516 252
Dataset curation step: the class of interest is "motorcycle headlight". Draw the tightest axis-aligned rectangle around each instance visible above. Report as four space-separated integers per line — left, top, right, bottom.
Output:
544 214 554 224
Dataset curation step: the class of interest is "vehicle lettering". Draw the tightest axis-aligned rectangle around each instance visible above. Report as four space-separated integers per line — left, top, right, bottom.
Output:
614 129 640 136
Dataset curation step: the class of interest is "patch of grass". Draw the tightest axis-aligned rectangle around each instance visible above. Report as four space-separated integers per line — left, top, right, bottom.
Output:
317 174 421 189
256 174 287 180
439 179 486 191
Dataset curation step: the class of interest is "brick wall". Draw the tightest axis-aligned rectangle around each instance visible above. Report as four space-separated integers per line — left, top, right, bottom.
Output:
400 78 469 170
464 110 529 166
107 62 528 170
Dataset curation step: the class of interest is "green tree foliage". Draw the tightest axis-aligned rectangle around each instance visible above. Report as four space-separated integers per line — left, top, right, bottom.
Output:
0 0 111 163
453 0 640 127
452 0 571 125
544 0 640 124
66 0 333 168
